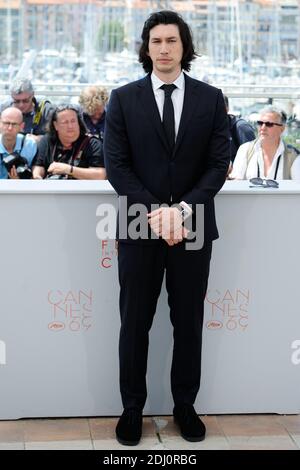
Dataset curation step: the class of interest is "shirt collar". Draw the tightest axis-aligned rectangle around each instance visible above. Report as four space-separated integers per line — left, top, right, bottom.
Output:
257 138 285 159
151 71 185 91
0 133 23 154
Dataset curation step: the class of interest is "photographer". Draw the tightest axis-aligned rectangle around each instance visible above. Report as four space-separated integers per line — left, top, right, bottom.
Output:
0 78 53 143
32 105 106 180
78 86 109 141
0 107 37 179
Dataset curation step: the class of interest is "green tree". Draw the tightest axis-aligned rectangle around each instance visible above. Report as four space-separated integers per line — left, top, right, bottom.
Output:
97 20 125 53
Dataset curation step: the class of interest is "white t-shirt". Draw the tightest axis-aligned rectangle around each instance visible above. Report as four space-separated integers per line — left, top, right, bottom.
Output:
230 139 300 180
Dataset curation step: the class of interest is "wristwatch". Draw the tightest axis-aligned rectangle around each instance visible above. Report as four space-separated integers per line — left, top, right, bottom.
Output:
180 206 189 221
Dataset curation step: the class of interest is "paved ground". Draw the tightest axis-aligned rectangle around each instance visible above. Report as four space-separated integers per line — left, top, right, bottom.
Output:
0 414 299 450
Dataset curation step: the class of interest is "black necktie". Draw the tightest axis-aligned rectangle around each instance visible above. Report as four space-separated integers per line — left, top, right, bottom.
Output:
161 84 177 150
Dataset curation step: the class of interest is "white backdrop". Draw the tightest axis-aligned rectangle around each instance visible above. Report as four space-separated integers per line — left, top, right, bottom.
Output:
0 180 299 419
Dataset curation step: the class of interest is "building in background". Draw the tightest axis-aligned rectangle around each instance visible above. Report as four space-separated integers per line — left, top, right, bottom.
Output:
0 0 299 84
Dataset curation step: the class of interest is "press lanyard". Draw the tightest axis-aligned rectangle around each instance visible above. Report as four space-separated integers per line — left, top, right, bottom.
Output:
51 143 75 164
257 154 281 180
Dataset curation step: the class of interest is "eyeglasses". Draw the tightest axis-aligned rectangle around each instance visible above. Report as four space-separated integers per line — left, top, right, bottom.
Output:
56 118 78 127
12 97 32 105
249 177 279 188
0 121 21 128
256 121 283 128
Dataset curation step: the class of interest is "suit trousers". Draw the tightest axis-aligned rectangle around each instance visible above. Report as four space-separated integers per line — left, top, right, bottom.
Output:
117 239 212 410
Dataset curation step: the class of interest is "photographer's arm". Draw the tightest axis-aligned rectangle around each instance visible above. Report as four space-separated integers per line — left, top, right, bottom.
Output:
46 162 106 180
32 165 46 179
8 166 19 179
68 165 106 180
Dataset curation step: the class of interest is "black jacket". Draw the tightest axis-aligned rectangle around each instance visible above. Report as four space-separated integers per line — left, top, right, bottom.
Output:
104 73 230 243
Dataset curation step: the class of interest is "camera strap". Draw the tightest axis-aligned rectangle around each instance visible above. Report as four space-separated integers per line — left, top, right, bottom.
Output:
70 135 92 165
33 100 47 127
257 155 281 179
18 134 26 155
52 134 92 166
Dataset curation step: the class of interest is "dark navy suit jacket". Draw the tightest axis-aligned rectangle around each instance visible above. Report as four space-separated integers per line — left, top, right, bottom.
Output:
104 73 230 244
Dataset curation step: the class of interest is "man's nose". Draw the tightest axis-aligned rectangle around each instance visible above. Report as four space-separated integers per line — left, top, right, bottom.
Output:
160 42 169 53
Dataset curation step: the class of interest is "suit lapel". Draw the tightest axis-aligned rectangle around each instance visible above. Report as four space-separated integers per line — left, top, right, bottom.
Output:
138 75 170 153
137 74 200 157
173 74 198 156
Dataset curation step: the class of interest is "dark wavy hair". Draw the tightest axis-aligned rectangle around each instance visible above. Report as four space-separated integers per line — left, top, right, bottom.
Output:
47 104 87 143
138 10 197 73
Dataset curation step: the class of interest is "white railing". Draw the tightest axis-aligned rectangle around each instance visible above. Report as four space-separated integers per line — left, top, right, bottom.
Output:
0 82 300 99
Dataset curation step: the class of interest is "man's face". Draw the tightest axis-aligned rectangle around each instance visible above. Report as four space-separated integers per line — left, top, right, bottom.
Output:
89 104 105 121
11 92 34 114
147 24 183 78
0 108 24 141
53 110 80 144
257 112 284 144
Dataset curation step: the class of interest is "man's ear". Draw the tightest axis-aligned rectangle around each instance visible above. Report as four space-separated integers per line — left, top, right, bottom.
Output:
20 122 25 132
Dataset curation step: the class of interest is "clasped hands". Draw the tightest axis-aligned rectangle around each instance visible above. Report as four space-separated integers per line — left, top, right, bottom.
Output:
147 207 189 246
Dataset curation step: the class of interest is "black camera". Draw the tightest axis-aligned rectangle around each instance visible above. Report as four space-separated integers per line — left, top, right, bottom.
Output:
3 152 32 179
46 174 68 180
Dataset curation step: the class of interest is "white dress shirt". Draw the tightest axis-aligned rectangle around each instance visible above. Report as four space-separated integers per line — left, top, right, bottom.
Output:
150 71 192 215
151 71 185 140
231 138 300 180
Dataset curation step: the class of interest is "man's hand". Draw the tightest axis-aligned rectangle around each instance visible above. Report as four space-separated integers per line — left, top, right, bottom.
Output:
227 162 235 179
9 166 19 179
148 207 189 245
148 207 183 239
47 162 70 176
164 226 189 246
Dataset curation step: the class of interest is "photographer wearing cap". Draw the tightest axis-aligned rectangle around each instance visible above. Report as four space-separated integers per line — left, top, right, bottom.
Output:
32 105 106 180
0 107 37 179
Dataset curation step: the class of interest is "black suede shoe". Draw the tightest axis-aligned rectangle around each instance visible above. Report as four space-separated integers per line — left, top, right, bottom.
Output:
116 408 143 446
173 404 206 442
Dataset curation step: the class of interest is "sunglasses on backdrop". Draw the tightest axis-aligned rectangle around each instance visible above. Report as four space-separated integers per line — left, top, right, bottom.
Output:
249 177 279 188
256 121 283 128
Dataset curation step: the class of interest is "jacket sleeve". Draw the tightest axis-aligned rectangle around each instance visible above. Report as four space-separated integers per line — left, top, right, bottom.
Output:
181 89 230 206
236 120 256 145
104 89 161 210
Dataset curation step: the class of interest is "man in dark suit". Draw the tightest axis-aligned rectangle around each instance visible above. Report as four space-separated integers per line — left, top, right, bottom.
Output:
104 10 229 446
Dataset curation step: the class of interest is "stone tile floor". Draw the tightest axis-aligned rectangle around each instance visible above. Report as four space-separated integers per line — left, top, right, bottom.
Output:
0 414 299 450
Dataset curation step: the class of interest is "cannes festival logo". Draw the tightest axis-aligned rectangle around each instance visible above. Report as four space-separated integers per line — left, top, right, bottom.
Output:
0 340 6 365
